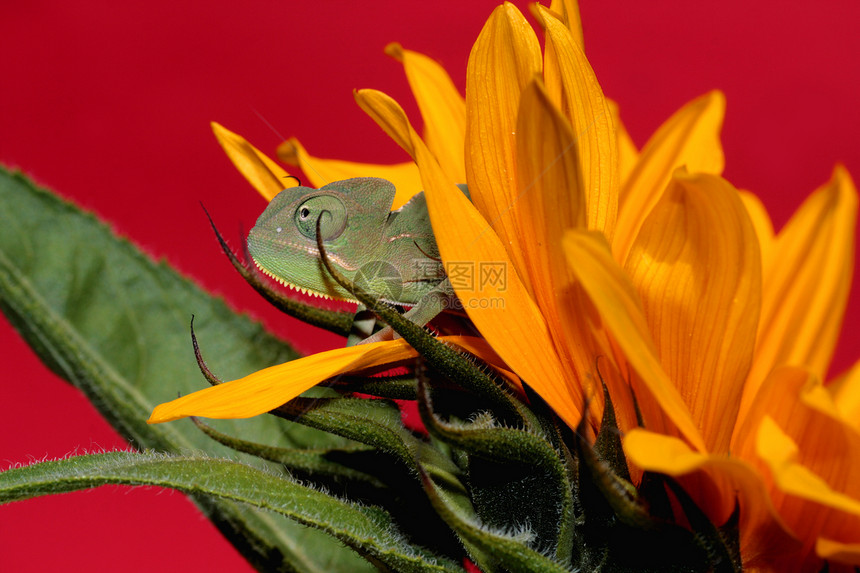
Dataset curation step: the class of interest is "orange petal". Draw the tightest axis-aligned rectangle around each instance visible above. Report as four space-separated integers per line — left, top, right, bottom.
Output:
736 367 860 555
563 229 705 451
548 0 584 49
372 94 584 429
148 336 510 423
356 86 582 427
536 4 619 240
816 537 860 567
516 78 615 423
149 338 419 423
608 99 639 186
830 358 860 430
276 136 421 210
738 190 775 267
623 428 801 569
385 43 466 183
742 166 857 420
756 416 860 550
211 122 297 201
624 171 761 454
515 77 586 297
354 88 419 160
613 91 726 262
464 3 542 289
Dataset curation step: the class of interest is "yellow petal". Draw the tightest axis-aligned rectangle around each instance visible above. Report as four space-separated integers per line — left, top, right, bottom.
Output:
355 90 582 426
365 90 585 429
742 166 858 420
772 372 860 503
608 99 639 186
548 0 584 49
830 358 860 430
211 122 297 201
623 428 801 569
563 229 705 451
148 336 507 423
537 4 619 239
276 136 421 210
816 537 860 567
515 78 616 423
385 43 466 183
356 87 583 427
624 170 761 454
738 190 775 267
736 368 860 553
464 3 542 289
756 416 860 540
613 91 726 262
355 88 418 159
149 339 417 423
515 77 586 300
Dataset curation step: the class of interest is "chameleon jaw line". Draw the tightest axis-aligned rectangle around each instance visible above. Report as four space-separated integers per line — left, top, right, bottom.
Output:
253 258 358 303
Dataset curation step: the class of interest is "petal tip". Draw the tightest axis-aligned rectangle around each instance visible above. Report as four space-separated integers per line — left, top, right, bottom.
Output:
705 89 727 109
276 138 300 166
384 42 403 61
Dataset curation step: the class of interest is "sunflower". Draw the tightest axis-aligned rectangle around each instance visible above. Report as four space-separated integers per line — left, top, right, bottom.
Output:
149 2 859 569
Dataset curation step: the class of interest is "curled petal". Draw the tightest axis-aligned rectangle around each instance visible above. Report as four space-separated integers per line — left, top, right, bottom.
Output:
537 4 619 239
368 89 585 428
465 3 542 288
211 122 296 201
614 91 726 261
277 137 420 209
385 43 466 183
516 78 611 422
515 77 586 306
563 229 705 451
624 170 761 454
742 166 858 420
548 0 584 49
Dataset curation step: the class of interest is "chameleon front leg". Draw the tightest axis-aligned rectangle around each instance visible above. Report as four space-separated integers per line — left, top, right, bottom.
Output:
359 279 456 345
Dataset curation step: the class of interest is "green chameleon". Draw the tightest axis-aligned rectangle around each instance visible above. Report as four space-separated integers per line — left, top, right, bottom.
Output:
247 177 468 343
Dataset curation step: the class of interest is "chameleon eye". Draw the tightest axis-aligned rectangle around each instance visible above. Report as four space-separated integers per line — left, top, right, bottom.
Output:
295 195 347 241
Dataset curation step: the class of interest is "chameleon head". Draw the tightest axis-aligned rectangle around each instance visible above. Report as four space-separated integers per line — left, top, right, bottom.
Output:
246 178 397 301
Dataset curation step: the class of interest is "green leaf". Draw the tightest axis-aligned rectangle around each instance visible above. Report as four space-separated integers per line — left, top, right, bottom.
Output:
0 452 465 573
0 167 371 571
191 417 387 487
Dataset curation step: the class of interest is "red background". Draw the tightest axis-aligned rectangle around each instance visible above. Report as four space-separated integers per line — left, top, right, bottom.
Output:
2 1 858 571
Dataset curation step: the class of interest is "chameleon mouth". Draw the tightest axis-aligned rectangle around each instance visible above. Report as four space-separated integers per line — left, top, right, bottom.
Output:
252 259 358 303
